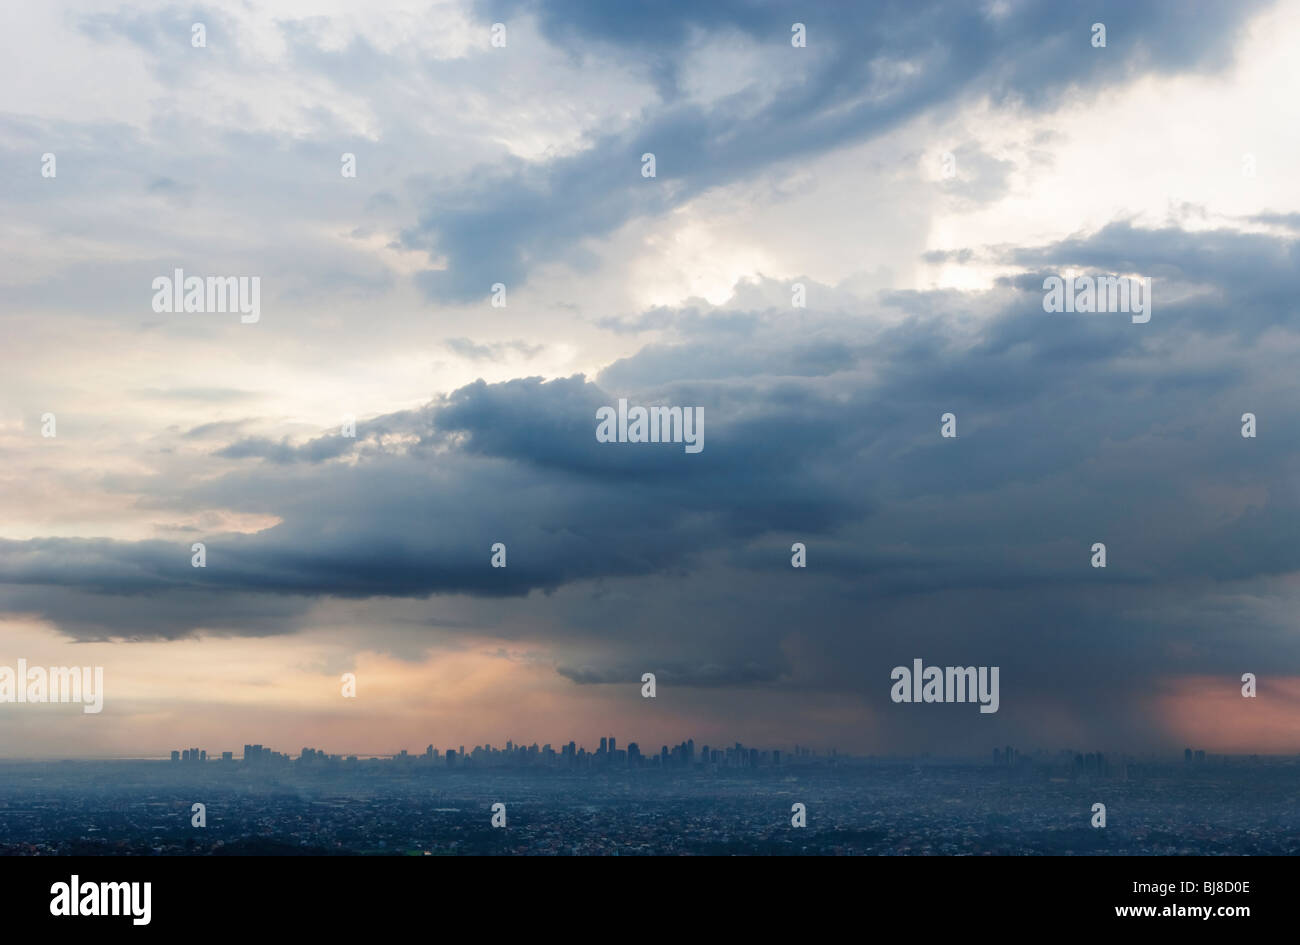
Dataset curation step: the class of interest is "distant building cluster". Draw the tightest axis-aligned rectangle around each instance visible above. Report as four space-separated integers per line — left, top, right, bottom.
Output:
163 736 834 770
161 739 1259 779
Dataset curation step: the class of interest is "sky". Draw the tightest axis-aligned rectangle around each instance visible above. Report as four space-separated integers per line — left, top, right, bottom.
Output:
1 0 1299 759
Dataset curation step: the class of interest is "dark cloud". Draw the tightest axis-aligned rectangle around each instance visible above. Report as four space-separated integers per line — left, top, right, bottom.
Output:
403 0 1268 300
9 0 1291 755
557 661 788 687
2 221 1298 730
214 434 358 465
1249 211 1300 230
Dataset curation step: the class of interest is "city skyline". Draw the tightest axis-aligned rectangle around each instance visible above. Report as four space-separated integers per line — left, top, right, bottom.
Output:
60 734 1296 766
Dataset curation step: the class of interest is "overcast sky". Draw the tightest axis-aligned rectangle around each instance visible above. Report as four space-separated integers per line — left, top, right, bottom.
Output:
2 0 1299 759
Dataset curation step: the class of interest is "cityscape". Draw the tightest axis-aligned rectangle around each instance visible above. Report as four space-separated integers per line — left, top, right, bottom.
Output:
2 739 1296 856
172 736 807 769
4 0 1300 888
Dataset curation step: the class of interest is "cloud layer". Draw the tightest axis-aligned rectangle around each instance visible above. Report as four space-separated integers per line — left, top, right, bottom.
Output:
1 0 1297 755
